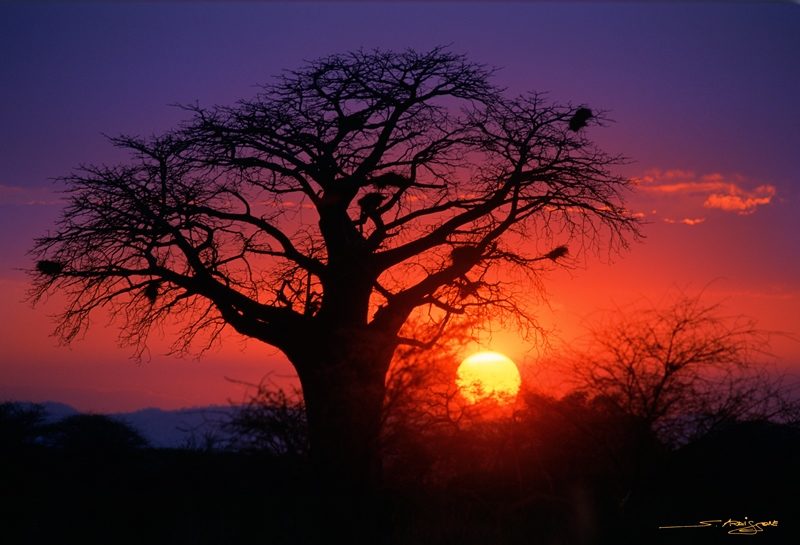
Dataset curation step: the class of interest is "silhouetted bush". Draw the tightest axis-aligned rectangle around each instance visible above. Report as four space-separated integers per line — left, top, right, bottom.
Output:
0 401 47 451
224 379 308 457
46 413 149 453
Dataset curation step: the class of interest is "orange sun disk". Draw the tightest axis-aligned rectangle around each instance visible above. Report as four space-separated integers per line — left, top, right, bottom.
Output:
456 351 521 404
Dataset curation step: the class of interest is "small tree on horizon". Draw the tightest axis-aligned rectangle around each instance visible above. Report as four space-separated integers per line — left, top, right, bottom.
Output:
566 294 798 446
29 47 639 491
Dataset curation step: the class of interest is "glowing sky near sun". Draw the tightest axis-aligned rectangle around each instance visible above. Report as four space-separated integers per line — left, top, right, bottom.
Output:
0 3 798 412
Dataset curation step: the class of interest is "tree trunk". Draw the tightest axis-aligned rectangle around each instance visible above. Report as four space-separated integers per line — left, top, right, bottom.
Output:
292 338 392 542
298 355 388 492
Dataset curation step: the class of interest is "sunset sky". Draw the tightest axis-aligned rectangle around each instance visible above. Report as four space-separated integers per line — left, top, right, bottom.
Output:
1 2 798 412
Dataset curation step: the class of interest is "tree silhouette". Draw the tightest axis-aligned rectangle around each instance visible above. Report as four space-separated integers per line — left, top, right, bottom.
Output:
0 402 47 451
567 294 797 446
224 378 308 457
29 48 639 490
46 413 149 453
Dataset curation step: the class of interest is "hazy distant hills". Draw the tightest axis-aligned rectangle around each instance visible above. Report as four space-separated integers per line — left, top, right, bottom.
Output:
34 401 236 448
114 405 235 448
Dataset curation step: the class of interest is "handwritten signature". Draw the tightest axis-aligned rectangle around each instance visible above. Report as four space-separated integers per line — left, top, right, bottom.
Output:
659 518 779 536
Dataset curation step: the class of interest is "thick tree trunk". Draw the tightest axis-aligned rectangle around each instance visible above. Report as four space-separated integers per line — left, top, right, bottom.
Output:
297 353 388 492
283 267 399 538
290 270 395 491
291 336 393 542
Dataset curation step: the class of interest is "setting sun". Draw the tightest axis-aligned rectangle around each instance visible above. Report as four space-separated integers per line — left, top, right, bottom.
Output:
456 351 522 404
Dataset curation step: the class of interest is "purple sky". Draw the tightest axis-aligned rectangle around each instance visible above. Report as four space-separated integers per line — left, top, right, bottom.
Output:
1 2 798 411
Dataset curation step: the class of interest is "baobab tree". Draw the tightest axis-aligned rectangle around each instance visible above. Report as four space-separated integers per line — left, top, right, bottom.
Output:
29 48 639 490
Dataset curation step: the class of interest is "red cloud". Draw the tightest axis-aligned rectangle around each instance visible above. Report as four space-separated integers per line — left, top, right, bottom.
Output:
703 185 775 214
0 183 60 206
664 217 706 226
634 170 776 216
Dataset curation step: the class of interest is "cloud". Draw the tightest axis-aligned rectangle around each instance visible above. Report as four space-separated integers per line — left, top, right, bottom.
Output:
0 184 61 206
703 187 775 214
0 184 23 198
664 217 706 226
634 170 776 216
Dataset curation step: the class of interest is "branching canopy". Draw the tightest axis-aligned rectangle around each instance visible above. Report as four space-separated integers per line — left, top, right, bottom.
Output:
568 294 793 445
30 48 640 361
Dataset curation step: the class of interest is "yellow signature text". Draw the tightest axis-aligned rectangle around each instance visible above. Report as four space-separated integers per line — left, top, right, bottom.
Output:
659 518 779 536
723 519 779 535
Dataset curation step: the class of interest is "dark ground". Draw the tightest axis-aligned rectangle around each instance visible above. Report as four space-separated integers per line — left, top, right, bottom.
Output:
2 410 798 545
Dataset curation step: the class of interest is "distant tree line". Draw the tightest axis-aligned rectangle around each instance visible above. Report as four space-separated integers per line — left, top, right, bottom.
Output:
0 402 148 454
